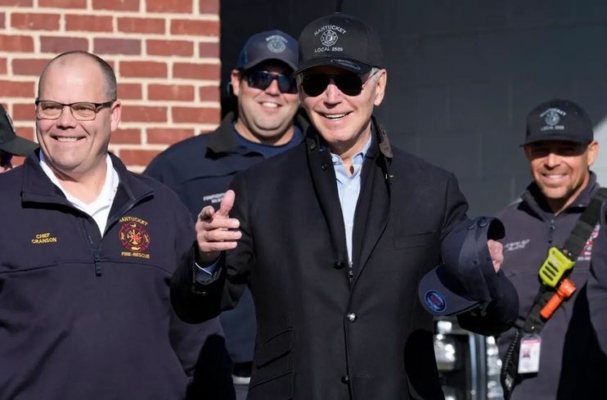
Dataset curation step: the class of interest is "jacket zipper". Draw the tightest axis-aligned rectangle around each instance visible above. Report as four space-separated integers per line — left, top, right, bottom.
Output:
548 218 555 244
94 250 101 276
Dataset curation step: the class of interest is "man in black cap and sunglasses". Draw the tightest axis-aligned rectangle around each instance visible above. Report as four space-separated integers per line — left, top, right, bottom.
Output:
170 12 518 400
0 104 38 173
145 29 306 399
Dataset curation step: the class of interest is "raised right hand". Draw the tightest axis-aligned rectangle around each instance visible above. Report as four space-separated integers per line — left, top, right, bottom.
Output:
195 190 242 265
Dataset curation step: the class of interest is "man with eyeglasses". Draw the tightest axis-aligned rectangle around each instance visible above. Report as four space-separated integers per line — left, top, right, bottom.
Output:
170 12 518 400
0 104 38 172
145 29 304 399
0 50 234 400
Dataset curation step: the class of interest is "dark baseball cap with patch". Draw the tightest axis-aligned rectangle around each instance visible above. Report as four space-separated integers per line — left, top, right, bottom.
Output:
418 217 510 316
295 12 384 75
0 104 38 157
236 29 298 72
523 99 594 146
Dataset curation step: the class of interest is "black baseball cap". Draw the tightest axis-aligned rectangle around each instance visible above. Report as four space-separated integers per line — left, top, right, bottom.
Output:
523 99 594 146
295 12 384 75
0 104 38 156
236 30 298 72
418 217 506 316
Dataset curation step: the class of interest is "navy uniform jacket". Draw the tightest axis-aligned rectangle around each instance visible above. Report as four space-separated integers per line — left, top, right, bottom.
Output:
0 152 233 400
170 118 518 400
145 111 309 365
496 173 607 400
587 196 607 374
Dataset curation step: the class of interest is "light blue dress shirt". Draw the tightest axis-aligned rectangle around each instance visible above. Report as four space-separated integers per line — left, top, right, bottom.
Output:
330 136 372 264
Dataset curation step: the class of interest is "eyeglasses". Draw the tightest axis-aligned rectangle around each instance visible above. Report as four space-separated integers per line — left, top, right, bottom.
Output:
246 71 297 94
0 150 12 168
35 99 116 121
301 70 377 97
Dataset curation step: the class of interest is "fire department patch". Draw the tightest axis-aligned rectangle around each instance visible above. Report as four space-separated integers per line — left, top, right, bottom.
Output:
119 216 151 259
578 224 600 261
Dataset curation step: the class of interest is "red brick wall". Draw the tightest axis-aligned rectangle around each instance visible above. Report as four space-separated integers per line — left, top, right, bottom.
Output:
0 0 220 171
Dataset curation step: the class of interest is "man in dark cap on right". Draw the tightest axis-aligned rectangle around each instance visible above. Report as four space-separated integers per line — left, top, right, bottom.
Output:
169 12 518 400
0 104 38 172
497 99 607 399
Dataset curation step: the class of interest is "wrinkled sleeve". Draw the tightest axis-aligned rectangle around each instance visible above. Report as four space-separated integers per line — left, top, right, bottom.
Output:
168 195 235 400
170 173 253 324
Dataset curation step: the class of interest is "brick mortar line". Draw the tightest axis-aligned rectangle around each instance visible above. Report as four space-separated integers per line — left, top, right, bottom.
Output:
1 53 221 64
141 82 149 102
59 11 65 31
121 101 221 107
0 30 220 42
118 124 219 130
0 77 39 82
12 123 219 129
0 84 219 93
110 144 176 150
110 143 220 151
1 100 221 107
2 9 220 21
0 80 221 88
2 72 222 81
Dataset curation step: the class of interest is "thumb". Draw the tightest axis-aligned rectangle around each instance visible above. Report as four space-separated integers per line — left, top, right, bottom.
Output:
217 190 235 217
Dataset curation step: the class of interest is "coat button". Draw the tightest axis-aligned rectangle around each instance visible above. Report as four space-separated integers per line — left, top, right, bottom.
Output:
346 313 357 322
341 375 350 384
334 261 345 270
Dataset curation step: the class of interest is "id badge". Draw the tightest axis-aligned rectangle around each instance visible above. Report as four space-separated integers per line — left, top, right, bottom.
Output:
518 334 541 374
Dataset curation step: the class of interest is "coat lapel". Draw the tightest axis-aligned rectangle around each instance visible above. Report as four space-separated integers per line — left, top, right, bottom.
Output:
304 130 350 268
352 123 392 283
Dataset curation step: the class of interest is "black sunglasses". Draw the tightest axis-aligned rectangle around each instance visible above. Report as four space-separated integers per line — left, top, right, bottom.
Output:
246 70 297 94
301 71 377 97
0 150 12 168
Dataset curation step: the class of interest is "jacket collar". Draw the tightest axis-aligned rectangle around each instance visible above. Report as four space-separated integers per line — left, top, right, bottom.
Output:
207 110 310 155
521 171 599 218
21 150 153 208
206 112 240 154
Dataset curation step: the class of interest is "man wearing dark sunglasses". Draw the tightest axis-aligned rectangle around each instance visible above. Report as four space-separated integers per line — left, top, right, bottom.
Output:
171 12 518 400
0 104 38 173
145 29 306 400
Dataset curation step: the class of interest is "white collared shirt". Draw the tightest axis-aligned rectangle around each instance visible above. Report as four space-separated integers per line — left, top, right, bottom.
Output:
39 153 119 236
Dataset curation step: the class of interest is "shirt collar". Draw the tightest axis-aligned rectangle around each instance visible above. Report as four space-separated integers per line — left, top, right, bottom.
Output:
330 135 373 166
39 152 118 210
